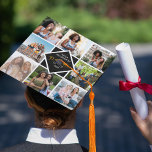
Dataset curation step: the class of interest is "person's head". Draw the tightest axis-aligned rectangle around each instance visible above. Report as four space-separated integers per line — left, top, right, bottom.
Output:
46 74 53 82
56 32 63 39
42 19 55 31
46 23 55 31
22 61 31 71
69 33 81 43
71 87 79 94
66 85 73 90
24 87 80 129
93 50 102 57
36 71 47 79
11 56 24 68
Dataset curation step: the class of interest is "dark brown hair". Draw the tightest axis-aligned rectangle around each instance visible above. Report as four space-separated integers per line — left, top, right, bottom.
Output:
71 87 79 94
25 87 75 129
36 71 47 78
93 50 102 57
42 74 53 91
41 18 55 28
69 33 81 42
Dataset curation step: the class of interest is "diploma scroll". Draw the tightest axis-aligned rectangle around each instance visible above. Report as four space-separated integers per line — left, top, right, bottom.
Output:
116 43 148 120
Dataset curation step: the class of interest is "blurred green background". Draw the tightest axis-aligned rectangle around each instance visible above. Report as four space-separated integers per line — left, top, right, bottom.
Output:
1 0 152 65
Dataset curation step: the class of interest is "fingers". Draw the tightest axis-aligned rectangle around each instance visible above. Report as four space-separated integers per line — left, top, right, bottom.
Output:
147 101 152 116
130 107 145 130
130 107 136 112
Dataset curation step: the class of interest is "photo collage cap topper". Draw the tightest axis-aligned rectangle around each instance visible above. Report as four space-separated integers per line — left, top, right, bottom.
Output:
0 17 116 110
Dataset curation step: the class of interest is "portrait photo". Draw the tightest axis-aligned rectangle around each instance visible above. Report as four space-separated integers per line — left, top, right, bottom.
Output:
57 29 93 58
33 17 69 45
82 44 116 72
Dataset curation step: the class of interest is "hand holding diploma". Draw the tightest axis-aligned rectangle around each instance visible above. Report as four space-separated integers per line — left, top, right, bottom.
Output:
116 43 148 119
130 101 152 145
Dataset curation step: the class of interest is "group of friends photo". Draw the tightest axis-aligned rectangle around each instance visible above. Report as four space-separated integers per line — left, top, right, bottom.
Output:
19 42 45 63
17 33 54 63
0 51 37 82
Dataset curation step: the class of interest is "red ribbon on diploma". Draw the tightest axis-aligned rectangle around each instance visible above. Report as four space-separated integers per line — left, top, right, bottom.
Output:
119 77 152 95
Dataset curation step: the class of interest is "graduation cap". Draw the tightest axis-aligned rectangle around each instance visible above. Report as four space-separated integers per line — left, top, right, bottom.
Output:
0 17 116 152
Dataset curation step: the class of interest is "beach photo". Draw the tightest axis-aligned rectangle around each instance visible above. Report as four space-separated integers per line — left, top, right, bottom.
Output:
17 33 55 63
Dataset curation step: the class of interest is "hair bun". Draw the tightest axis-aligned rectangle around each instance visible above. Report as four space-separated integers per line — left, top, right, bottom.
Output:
42 115 62 129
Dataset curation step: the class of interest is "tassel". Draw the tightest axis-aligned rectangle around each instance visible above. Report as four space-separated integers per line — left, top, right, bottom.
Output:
89 91 96 152
59 59 96 152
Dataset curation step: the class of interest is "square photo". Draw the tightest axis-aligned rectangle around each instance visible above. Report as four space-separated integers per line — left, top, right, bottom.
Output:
57 29 93 58
49 79 87 110
82 44 116 72
17 33 54 63
0 51 38 82
65 60 102 91
24 66 62 96
33 17 69 45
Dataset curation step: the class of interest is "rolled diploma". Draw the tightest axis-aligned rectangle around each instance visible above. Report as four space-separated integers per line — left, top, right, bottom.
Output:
116 43 148 119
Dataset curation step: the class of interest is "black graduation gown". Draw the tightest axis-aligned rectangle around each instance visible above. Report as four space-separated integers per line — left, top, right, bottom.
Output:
0 142 88 152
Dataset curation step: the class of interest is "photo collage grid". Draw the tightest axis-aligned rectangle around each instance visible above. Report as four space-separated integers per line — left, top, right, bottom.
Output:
0 17 116 110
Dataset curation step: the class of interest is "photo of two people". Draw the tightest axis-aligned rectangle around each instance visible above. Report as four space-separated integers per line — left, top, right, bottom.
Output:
24 66 61 96
0 51 37 82
50 79 86 109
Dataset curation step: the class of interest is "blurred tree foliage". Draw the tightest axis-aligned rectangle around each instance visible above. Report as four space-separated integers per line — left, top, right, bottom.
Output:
14 0 152 20
0 0 14 66
12 0 152 44
102 56 115 71
106 0 152 19
52 75 62 86
1 0 152 67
